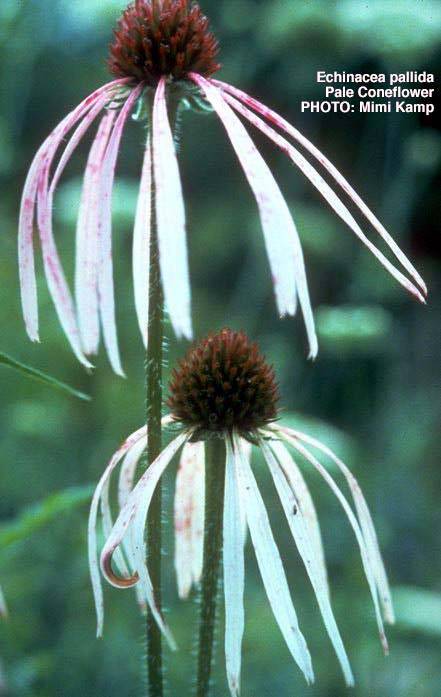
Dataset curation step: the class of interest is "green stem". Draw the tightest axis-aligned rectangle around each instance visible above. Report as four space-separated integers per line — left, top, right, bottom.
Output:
196 438 226 697
145 95 181 697
146 135 164 697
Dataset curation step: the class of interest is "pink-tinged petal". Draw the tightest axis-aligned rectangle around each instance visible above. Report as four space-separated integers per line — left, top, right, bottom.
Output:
133 133 152 348
190 74 318 358
97 83 144 376
233 434 314 684
76 110 116 354
224 438 245 697
213 80 427 300
152 77 192 340
0 586 7 619
262 439 354 686
222 92 425 304
100 431 188 648
88 425 146 637
283 427 394 625
273 425 389 655
174 441 205 599
19 80 128 358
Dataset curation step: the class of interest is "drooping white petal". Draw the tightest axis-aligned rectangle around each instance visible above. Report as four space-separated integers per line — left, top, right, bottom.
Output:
233 434 314 683
18 79 129 350
190 74 317 358
152 77 192 340
75 110 116 354
222 92 425 303
269 439 328 595
273 426 389 654
224 438 245 697
261 438 354 686
100 431 188 647
133 133 152 347
97 83 145 376
88 425 147 637
213 79 427 300
284 427 394 624
174 441 205 599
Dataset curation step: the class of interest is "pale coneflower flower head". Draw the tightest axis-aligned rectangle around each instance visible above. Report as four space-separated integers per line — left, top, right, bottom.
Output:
19 1 426 374
89 328 395 694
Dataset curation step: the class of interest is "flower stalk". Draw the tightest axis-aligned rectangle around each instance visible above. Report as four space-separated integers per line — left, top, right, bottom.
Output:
196 437 226 697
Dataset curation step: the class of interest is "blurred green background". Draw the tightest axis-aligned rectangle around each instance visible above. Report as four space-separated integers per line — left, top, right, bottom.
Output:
0 0 440 695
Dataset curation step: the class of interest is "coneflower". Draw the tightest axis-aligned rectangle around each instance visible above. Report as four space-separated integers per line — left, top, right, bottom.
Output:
19 0 426 373
89 329 394 696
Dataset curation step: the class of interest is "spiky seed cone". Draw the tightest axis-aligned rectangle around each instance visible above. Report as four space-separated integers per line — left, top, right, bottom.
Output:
109 0 220 85
168 328 279 440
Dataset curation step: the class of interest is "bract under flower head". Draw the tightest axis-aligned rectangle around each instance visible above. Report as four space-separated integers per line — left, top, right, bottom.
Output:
167 328 279 439
109 0 220 85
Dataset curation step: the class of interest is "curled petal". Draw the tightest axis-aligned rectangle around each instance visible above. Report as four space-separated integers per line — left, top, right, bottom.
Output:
153 77 192 340
213 79 427 300
190 73 317 358
88 425 146 637
100 431 188 647
233 434 314 683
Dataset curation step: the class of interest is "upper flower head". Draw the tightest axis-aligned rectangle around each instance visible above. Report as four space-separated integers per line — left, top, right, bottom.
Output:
168 328 278 439
108 0 220 85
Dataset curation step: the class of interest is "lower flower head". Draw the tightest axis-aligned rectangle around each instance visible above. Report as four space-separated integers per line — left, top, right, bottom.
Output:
167 328 279 439
109 0 220 85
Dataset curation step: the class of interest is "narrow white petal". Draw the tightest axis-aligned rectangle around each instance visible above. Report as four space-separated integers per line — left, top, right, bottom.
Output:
97 84 144 376
213 80 427 300
174 441 205 598
285 427 394 624
75 110 116 354
262 439 354 686
269 440 328 595
18 80 128 349
100 431 188 647
238 439 251 544
224 439 245 697
133 133 152 347
273 426 389 654
88 425 147 637
190 74 317 358
37 159 93 368
153 77 192 340
233 434 314 683
222 92 425 303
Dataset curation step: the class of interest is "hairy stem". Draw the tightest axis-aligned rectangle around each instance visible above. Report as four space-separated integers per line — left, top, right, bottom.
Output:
145 133 164 697
145 96 181 697
196 438 226 697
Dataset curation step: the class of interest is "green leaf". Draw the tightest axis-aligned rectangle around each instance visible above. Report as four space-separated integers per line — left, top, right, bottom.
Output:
0 485 94 550
0 351 91 401
394 586 441 637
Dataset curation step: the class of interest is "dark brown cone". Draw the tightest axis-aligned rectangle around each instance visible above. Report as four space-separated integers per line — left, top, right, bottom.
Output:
167 329 279 440
108 0 220 85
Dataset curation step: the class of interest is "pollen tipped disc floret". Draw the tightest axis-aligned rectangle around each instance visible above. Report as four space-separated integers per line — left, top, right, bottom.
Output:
109 0 221 85
167 328 279 439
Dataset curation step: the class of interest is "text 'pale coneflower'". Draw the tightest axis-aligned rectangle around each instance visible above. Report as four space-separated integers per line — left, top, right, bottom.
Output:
19 0 427 374
88 328 394 696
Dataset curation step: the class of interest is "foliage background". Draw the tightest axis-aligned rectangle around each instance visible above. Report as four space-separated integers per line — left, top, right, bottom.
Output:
0 0 440 695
